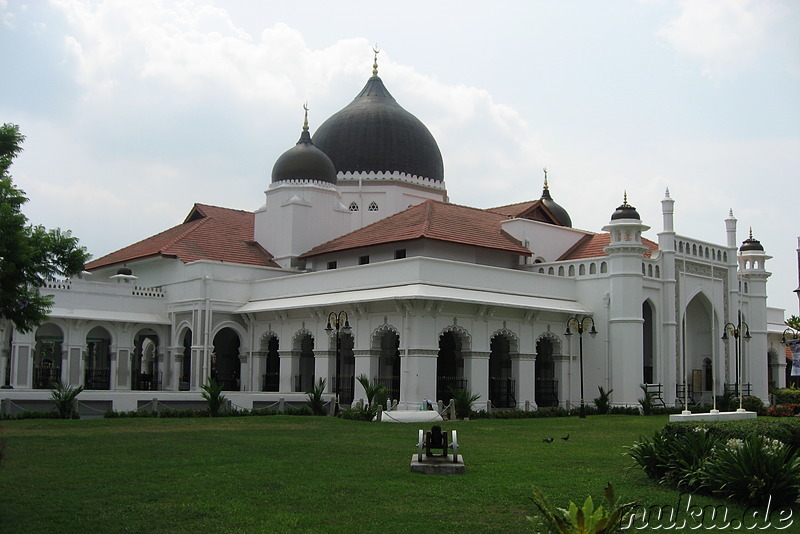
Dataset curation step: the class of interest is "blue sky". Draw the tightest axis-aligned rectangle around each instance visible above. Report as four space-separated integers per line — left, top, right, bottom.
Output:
2 0 798 316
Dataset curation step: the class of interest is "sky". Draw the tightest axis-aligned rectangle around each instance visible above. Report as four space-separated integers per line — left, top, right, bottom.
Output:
1 0 799 316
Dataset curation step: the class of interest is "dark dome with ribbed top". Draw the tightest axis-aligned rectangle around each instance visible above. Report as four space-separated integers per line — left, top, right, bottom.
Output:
271 128 337 184
610 194 641 221
312 76 444 182
541 183 572 227
740 229 764 252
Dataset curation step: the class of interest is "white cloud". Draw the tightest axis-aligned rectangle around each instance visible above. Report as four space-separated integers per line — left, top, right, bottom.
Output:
657 0 782 79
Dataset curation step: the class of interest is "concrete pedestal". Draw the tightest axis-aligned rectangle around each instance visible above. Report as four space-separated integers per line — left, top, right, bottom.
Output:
410 454 465 475
668 410 757 423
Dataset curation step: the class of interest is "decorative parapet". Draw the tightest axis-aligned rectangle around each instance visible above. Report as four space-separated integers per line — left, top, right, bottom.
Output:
338 170 447 190
267 179 338 190
674 236 729 263
44 278 166 299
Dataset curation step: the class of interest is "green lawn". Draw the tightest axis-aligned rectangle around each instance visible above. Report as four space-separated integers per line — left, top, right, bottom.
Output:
0 415 770 533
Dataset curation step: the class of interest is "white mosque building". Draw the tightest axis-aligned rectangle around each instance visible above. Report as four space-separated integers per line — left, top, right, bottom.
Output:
0 59 789 415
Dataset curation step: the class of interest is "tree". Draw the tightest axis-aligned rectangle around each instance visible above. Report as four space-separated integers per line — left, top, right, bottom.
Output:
787 315 800 332
0 123 91 333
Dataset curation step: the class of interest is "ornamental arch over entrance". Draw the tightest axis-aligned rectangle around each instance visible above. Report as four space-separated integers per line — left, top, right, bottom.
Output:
85 326 112 390
33 322 64 389
489 328 519 408
371 324 400 402
437 325 471 404
535 332 562 407
212 327 241 391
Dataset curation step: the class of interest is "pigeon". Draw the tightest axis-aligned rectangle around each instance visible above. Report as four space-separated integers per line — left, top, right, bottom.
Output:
542 437 554 443
561 434 570 441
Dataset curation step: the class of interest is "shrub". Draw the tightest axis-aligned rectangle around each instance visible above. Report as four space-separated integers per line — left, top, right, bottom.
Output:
527 483 636 533
637 384 655 415
51 382 84 419
699 435 800 506
338 406 375 421
306 378 328 416
767 403 800 417
741 395 766 415
450 388 481 419
772 388 800 405
593 386 613 415
664 419 800 453
200 378 226 417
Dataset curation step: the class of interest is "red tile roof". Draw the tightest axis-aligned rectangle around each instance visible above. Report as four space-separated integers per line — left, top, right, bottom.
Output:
300 200 532 258
558 233 659 261
85 204 279 270
488 200 560 224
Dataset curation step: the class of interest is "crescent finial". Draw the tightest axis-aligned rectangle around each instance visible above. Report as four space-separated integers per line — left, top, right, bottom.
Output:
302 102 309 131
372 44 380 77
543 167 549 189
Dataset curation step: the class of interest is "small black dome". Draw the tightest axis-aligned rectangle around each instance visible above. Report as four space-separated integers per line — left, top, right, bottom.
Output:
740 230 764 252
271 129 337 184
611 194 640 220
312 76 444 182
541 185 572 227
116 266 132 276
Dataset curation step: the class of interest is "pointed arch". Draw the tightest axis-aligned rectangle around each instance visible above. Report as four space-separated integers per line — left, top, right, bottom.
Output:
489 327 519 408
260 331 280 392
642 299 655 384
372 323 401 401
437 323 472 403
534 331 562 407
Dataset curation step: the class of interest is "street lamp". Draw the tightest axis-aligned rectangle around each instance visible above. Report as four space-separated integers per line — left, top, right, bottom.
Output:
782 328 800 388
722 319 751 412
564 315 598 418
325 311 351 412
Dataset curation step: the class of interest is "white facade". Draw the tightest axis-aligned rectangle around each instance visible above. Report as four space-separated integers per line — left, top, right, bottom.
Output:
0 75 785 416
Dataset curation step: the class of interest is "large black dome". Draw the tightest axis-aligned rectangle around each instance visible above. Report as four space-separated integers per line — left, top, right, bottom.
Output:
541 185 572 227
312 76 444 182
271 128 337 184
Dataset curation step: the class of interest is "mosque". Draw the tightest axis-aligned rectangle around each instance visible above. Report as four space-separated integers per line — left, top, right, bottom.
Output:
0 56 789 415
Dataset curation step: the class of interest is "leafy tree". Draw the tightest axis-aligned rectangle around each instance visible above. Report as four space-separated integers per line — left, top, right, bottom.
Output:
0 123 90 333
787 315 800 332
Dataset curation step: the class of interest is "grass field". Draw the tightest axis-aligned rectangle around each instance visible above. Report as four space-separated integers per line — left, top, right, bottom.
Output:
0 415 773 533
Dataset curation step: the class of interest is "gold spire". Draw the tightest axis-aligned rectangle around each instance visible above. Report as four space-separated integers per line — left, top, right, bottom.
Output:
749 226 754 239
543 167 549 190
372 44 380 77
623 190 628 204
302 102 309 131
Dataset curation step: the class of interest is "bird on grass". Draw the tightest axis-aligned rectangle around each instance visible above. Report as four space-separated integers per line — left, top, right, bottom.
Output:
542 437 554 443
561 434 570 441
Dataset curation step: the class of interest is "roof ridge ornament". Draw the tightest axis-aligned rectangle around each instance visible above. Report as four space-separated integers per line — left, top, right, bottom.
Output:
543 167 549 190
372 44 380 77
303 102 309 132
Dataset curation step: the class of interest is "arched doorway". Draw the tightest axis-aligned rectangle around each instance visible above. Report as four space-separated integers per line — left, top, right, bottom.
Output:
180 330 191 390
332 331 355 406
642 301 655 384
535 336 558 407
489 332 517 408
33 323 63 389
437 329 468 404
85 326 112 390
212 328 241 391
261 334 280 392
683 293 714 400
294 332 314 392
133 329 159 390
374 328 400 402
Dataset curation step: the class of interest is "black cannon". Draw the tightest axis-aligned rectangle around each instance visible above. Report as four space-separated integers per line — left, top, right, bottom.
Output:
417 424 459 463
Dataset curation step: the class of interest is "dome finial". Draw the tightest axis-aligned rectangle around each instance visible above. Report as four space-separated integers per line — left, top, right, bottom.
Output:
749 226 753 240
623 190 628 205
302 102 309 132
372 44 380 77
543 167 549 190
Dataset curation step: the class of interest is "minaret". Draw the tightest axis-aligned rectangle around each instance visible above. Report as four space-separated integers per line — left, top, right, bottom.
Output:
602 193 651 406
658 188 678 403
737 229 771 401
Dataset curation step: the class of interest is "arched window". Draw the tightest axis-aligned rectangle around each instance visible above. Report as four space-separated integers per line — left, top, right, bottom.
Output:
368 201 379 212
600 262 607 273
348 202 359 212
568 265 575 276
548 267 554 275
558 266 565 276
579 264 586 276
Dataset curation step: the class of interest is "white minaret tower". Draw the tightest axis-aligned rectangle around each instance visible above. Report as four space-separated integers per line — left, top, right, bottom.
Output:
658 188 679 403
737 229 771 402
602 193 651 406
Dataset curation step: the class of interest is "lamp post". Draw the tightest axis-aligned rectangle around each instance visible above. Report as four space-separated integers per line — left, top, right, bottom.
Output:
782 328 800 388
564 315 597 418
325 311 351 412
722 319 751 412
